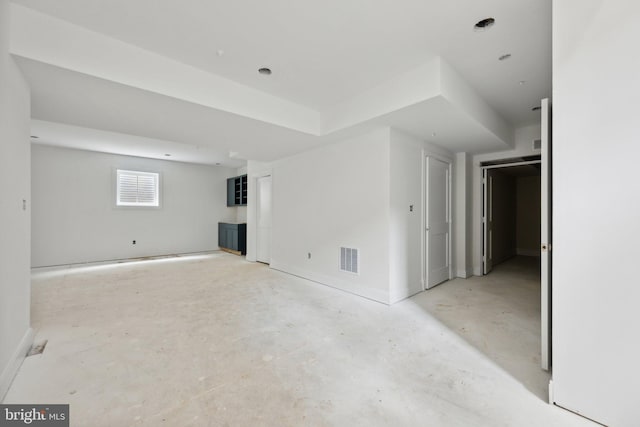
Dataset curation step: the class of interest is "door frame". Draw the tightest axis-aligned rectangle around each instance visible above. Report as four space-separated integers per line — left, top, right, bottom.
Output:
422 154 453 290
255 174 273 265
481 159 541 275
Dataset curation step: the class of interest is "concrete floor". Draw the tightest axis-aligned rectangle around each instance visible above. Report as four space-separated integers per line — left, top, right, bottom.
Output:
412 256 548 401
4 253 594 426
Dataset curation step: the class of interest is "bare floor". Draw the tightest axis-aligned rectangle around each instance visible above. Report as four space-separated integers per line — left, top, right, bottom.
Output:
412 256 548 400
5 253 593 426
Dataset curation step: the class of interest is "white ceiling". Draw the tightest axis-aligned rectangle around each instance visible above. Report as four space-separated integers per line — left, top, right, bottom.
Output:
9 0 550 165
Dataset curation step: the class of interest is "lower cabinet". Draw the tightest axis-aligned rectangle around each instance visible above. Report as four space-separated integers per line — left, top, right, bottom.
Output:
218 222 247 255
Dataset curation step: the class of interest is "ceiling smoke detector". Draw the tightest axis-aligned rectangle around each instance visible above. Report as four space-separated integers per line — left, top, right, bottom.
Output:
258 67 272 75
474 17 495 31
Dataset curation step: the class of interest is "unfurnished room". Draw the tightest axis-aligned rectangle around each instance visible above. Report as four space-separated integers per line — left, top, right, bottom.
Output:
1 1 639 426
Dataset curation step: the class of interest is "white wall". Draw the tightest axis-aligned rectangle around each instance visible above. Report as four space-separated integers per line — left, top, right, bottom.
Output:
552 2 640 425
259 126 454 304
31 145 235 267
454 152 472 278
471 124 541 275
389 130 424 303
389 129 454 303
0 0 33 399
270 128 392 303
245 160 272 262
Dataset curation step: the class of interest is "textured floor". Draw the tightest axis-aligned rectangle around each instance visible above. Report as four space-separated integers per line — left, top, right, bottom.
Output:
4 253 594 426
412 256 549 400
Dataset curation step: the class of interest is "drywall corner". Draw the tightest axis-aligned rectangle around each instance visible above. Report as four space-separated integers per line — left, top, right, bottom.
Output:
245 160 273 262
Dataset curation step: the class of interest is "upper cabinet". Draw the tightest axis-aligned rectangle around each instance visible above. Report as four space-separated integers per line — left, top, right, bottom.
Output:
227 174 247 206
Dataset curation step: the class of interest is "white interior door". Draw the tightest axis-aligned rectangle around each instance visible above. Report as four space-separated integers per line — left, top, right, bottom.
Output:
482 169 495 275
541 98 552 371
256 175 272 264
426 157 451 288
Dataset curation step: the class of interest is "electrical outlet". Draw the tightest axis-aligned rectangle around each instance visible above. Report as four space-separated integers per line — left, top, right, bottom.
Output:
132 240 136 245
409 205 414 212
308 252 311 259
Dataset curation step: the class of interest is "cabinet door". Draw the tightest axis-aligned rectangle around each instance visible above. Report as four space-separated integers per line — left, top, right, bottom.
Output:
227 178 236 206
241 175 248 205
227 228 238 250
218 223 226 248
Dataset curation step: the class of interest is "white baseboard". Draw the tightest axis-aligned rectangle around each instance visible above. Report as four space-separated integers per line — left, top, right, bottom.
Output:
0 328 34 402
456 269 471 279
269 261 390 305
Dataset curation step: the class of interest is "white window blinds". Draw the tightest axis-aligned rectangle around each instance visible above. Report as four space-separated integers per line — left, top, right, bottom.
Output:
116 169 159 207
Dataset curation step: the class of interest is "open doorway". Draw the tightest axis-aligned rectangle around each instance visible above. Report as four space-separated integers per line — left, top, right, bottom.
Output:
482 159 541 274
412 155 551 399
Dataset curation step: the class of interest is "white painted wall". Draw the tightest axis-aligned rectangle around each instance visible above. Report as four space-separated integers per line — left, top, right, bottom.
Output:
31 145 235 267
389 130 424 303
552 2 640 425
471 124 541 275
245 127 455 304
270 128 392 303
245 160 272 263
0 0 33 399
454 152 472 278
389 129 454 303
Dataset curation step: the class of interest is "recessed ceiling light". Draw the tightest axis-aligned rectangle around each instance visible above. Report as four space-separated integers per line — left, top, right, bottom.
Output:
217 50 224 57
215 163 221 166
519 80 526 85
30 135 39 139
432 132 437 137
474 17 495 31
164 153 171 157
498 54 512 61
532 106 541 111
258 67 272 75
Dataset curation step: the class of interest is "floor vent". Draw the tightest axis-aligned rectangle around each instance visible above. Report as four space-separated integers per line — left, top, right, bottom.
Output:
340 247 359 274
27 340 48 357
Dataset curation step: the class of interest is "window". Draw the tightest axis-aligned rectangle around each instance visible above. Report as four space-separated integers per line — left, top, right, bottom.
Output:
116 169 160 207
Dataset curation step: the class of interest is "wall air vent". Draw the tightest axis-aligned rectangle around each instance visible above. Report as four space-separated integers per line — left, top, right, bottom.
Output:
533 139 542 150
340 247 359 274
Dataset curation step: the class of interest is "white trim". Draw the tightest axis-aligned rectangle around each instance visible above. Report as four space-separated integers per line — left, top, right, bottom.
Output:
482 159 541 170
115 168 160 208
269 261 389 305
479 159 542 276
0 328 34 401
423 154 453 289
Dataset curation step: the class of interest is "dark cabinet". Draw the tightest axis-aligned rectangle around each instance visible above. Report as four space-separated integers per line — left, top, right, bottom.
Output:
226 174 247 206
218 222 246 255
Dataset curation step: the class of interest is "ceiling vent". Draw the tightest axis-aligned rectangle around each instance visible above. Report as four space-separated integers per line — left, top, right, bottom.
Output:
533 139 542 150
340 247 359 274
